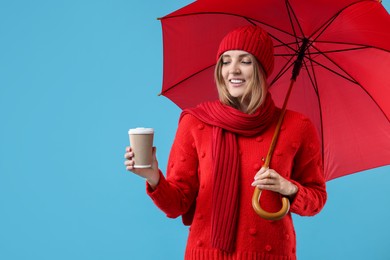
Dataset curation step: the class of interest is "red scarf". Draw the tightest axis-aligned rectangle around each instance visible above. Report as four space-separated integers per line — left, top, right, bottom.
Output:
180 94 278 252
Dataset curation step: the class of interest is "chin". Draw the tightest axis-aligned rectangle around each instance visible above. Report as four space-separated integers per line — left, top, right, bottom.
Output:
229 92 244 98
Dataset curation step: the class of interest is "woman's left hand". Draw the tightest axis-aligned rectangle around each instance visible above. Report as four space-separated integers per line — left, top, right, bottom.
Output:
251 167 298 196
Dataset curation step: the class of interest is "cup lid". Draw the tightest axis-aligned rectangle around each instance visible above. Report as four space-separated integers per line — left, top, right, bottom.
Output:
128 127 154 134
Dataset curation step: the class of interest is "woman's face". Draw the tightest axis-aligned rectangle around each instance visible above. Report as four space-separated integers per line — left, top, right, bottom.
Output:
220 50 255 99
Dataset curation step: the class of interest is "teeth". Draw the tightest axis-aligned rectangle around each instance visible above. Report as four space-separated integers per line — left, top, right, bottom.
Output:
230 79 244 83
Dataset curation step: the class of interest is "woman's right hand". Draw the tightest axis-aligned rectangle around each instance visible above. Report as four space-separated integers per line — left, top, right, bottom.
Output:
124 146 160 189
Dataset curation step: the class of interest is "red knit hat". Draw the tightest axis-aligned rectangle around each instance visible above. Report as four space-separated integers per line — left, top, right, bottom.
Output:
217 25 274 78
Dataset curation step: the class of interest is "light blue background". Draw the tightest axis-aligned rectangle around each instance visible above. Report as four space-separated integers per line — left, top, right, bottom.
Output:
0 1 389 259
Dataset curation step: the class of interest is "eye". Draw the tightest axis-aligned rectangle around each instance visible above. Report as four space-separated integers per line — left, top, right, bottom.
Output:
241 59 252 65
221 59 231 65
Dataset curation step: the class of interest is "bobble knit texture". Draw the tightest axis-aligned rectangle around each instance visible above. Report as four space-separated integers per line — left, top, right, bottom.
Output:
217 25 274 77
180 95 277 253
147 109 327 260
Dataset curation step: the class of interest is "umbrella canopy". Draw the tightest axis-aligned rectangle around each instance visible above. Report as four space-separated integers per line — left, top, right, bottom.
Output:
159 0 390 181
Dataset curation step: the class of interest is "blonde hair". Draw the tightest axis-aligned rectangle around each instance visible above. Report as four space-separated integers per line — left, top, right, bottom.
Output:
214 56 268 114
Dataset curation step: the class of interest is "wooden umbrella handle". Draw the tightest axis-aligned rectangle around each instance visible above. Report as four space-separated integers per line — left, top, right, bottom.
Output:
251 106 290 220
252 187 290 220
251 80 297 220
251 38 308 220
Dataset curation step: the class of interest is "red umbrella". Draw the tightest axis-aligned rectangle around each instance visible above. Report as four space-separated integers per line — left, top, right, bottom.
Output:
158 0 390 218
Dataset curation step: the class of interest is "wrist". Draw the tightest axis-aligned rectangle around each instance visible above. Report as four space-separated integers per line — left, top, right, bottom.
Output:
292 183 298 194
146 171 160 190
288 183 298 197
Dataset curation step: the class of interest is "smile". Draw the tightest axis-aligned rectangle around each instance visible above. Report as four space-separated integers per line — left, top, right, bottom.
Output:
229 79 245 84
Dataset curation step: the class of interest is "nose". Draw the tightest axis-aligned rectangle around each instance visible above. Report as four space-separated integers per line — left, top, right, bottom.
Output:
229 63 241 74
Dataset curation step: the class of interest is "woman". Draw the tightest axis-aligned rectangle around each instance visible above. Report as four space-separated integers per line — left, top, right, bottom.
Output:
124 25 327 260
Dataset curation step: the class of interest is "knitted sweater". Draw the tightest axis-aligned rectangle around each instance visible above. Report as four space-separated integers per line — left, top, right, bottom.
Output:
147 109 327 260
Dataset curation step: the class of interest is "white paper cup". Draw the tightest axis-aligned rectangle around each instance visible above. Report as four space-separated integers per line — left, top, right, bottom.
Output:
128 128 154 168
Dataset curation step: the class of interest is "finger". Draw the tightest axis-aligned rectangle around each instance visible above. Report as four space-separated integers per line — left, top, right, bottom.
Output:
152 147 157 159
254 166 267 179
267 169 280 179
252 180 263 187
252 177 274 187
259 166 268 175
124 159 134 166
252 182 277 192
126 146 131 152
124 151 134 159
254 167 269 180
125 159 135 169
261 177 274 185
255 184 278 193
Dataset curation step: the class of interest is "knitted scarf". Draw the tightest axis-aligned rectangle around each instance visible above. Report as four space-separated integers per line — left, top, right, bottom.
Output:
180 94 278 252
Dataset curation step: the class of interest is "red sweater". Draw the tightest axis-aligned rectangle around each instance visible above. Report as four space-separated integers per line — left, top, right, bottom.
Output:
147 110 327 260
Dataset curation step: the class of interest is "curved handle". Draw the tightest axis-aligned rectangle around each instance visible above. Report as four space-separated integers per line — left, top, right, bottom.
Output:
252 187 290 221
251 79 297 220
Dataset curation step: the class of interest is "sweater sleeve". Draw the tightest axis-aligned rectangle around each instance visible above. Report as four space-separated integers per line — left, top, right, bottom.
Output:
146 114 199 219
289 118 327 216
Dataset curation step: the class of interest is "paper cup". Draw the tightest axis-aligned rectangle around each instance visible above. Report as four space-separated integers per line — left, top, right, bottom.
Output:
128 128 154 168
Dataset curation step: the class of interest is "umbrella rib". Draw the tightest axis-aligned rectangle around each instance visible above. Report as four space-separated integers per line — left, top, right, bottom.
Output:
303 55 319 95
308 0 363 41
304 51 326 165
274 41 297 49
159 64 215 96
299 46 369 55
308 45 390 123
269 57 295 87
304 43 358 83
308 14 338 44
284 0 300 48
305 56 358 84
183 13 311 58
163 12 303 42
246 17 302 40
313 41 390 53
306 0 390 51
164 13 309 57
242 16 307 57
240 17 299 56
270 37 301 56
285 0 305 40
244 17 302 56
